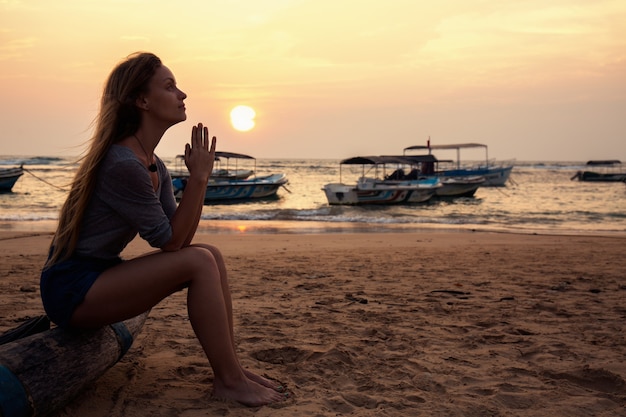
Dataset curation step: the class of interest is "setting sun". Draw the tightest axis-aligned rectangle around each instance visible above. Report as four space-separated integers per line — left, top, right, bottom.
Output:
230 105 256 132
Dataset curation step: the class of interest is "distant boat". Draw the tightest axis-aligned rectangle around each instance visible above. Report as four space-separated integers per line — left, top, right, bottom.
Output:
171 151 289 203
322 155 441 205
404 142 514 186
570 160 626 182
0 165 24 192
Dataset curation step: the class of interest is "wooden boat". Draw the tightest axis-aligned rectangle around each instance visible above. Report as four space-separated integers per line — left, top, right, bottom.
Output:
0 166 24 192
322 155 441 205
404 142 514 186
570 160 626 182
0 311 149 417
171 151 289 203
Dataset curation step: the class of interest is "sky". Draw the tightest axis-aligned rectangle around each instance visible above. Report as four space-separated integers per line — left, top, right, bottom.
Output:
1 0 625 161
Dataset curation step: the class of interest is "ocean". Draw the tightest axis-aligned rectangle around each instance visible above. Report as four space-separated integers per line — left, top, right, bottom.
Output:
1 156 625 235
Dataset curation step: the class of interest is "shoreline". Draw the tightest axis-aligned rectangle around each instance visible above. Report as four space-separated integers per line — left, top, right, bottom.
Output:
1 219 625 238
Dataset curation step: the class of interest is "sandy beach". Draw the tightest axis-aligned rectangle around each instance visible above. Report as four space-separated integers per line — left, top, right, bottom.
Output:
1 229 625 416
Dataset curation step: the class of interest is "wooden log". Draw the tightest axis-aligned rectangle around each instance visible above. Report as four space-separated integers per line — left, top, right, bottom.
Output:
0 311 150 417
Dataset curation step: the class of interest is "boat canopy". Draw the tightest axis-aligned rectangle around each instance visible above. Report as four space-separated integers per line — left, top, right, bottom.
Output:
404 142 494 169
398 155 438 164
176 151 255 161
214 151 255 160
340 155 437 165
404 143 487 152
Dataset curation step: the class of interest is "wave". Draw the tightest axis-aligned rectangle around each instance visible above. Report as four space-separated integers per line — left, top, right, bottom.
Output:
0 156 69 166
513 161 588 170
199 206 486 226
0 213 59 221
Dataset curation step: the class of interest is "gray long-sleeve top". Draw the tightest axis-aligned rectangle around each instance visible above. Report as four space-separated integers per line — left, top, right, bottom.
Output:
75 145 177 260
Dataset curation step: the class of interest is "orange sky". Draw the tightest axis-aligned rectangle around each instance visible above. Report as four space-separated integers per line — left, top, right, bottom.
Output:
1 0 624 161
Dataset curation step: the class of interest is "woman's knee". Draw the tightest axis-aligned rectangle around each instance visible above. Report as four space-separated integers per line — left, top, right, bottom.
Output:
181 246 220 275
192 243 224 264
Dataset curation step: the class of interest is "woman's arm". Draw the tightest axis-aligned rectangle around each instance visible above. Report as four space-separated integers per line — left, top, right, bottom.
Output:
162 124 215 251
182 190 205 246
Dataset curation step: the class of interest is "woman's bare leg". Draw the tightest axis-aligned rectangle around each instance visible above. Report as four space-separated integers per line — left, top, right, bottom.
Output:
70 246 283 406
191 244 283 391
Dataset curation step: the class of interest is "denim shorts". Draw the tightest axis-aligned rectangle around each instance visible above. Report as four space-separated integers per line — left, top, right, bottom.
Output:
40 254 123 328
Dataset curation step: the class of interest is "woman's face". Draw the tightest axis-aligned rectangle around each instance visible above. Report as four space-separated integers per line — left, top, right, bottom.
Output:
141 65 187 127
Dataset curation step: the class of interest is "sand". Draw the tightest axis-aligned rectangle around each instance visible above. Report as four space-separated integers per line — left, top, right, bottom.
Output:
1 229 625 416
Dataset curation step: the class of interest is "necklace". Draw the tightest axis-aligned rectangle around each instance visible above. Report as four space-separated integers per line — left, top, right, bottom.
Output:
133 134 157 172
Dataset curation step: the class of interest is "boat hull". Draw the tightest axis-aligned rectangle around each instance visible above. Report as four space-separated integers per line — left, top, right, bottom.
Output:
572 171 626 182
322 184 410 205
0 311 149 417
173 173 288 202
0 167 24 192
439 166 512 187
435 176 485 197
406 188 438 203
322 178 439 205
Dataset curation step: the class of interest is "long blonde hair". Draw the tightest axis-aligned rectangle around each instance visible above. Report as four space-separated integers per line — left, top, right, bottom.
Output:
46 52 162 267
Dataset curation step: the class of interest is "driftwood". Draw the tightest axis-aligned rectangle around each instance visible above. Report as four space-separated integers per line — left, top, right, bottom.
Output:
0 311 150 417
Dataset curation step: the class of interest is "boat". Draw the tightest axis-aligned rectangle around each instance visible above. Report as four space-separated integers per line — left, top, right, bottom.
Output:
404 142 514 186
0 165 24 192
399 155 485 198
0 311 149 417
432 175 485 198
173 173 289 202
171 151 289 203
322 155 441 205
570 160 626 182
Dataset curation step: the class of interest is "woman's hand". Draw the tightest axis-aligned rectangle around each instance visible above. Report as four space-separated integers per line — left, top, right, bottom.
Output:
184 123 216 182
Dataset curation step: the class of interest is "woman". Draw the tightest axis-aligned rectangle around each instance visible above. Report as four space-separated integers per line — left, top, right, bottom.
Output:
40 52 285 406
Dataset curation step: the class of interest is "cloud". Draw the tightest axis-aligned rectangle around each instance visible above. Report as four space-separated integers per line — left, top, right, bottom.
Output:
0 35 37 62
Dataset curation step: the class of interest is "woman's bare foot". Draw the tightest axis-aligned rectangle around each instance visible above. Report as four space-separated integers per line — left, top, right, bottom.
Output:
212 377 285 407
243 368 284 392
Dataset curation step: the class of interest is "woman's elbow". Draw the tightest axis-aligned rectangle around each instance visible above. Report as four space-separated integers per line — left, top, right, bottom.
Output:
160 244 180 252
160 233 189 251
161 239 187 252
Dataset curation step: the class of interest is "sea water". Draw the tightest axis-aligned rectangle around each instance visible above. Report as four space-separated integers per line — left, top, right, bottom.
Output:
1 156 625 235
